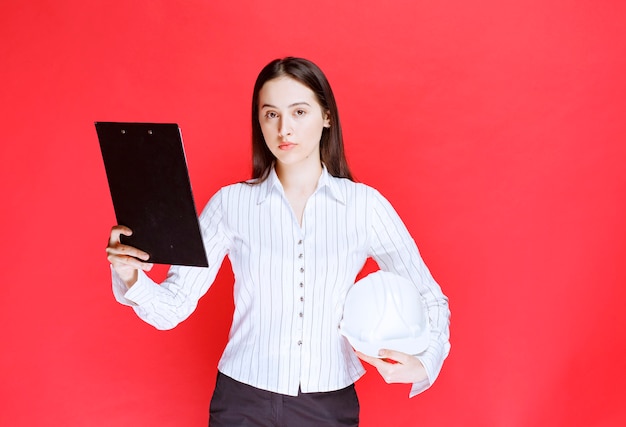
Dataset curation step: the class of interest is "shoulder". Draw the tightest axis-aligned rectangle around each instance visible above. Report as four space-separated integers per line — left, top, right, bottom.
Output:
208 181 256 206
215 180 261 196
328 175 386 204
199 181 261 223
330 176 382 197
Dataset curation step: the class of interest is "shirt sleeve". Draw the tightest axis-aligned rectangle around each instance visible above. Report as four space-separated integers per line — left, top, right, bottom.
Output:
111 188 232 330
367 188 451 397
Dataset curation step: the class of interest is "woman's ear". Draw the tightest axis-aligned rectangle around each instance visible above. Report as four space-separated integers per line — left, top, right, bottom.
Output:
323 111 331 128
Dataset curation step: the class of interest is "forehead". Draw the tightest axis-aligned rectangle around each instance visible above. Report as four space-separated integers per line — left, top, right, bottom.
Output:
258 76 320 107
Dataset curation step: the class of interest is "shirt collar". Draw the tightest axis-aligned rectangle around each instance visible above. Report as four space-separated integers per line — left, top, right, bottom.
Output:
256 164 346 205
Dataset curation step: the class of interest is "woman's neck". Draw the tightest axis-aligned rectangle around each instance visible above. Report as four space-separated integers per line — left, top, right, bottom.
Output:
275 160 323 227
275 160 323 195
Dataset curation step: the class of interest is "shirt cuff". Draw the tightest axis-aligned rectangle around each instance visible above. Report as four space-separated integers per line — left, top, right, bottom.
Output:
110 266 155 307
111 266 134 306
409 378 431 398
407 353 435 398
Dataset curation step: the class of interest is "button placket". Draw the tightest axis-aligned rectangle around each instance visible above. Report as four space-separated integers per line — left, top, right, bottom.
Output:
296 238 305 347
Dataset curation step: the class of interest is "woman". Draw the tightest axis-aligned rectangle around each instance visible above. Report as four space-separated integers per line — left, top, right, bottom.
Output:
107 57 450 426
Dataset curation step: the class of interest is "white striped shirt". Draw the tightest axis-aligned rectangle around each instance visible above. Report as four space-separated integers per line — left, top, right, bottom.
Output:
113 166 450 397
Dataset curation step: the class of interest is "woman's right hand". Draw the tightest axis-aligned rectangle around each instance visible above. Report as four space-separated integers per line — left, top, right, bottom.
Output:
106 225 153 288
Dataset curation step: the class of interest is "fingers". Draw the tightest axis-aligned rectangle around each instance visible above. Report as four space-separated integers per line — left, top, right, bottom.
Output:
377 349 413 364
355 351 385 368
108 225 133 246
356 349 402 365
355 351 397 383
106 249 153 271
106 225 152 270
106 240 151 263
355 349 427 384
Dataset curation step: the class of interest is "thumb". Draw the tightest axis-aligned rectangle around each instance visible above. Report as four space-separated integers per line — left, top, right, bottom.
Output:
378 348 411 364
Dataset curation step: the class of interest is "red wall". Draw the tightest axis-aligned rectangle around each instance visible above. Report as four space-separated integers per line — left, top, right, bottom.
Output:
2 1 625 426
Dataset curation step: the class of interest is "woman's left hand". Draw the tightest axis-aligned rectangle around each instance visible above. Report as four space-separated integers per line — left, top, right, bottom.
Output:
356 349 428 384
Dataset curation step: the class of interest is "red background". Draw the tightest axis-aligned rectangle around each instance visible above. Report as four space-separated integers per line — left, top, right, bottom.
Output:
2 1 625 426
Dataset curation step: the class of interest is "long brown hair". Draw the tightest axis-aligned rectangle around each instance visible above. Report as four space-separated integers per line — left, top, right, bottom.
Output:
250 57 353 182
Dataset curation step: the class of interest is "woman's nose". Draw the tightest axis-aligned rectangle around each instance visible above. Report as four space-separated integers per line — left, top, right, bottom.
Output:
278 118 293 138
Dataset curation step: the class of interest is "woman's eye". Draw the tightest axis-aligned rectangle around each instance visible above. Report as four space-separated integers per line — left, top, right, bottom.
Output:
265 111 278 119
295 109 306 116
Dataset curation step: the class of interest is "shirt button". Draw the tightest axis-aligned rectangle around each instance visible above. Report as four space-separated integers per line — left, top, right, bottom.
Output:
300 297 304 302
300 267 304 273
298 253 303 259
298 240 303 245
299 312 303 317
297 340 302 346
299 283 304 288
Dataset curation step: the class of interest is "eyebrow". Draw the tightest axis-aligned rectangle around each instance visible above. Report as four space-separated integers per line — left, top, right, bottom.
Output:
261 102 312 109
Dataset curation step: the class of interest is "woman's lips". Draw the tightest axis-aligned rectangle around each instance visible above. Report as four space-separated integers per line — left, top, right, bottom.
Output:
278 142 296 150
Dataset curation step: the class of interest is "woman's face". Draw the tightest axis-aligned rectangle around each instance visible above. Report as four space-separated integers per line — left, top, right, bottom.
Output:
258 76 330 169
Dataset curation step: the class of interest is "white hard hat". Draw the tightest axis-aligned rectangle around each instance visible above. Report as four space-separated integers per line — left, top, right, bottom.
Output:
339 271 430 357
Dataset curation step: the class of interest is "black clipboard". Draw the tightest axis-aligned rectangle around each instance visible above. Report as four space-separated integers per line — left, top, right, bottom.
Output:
96 122 208 267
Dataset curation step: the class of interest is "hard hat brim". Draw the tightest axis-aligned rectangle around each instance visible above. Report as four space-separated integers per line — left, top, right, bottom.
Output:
340 329 430 358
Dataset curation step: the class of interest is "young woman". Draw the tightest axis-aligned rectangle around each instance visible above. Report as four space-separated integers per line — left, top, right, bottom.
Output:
107 57 450 426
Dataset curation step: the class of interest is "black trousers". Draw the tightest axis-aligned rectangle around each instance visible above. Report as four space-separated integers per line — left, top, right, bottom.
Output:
209 372 360 427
